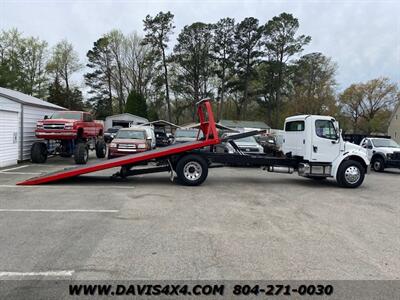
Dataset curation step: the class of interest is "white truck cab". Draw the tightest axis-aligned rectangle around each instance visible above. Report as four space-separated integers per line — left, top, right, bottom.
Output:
282 115 370 188
360 137 400 172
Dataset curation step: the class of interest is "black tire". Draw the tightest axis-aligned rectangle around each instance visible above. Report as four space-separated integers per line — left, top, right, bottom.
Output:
176 154 208 186
31 142 48 163
74 143 89 164
371 157 385 172
336 160 365 188
95 139 106 158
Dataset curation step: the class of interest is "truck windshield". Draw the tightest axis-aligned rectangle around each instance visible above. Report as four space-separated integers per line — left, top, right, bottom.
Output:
116 130 146 139
50 112 81 120
233 136 257 143
175 129 199 138
371 139 400 148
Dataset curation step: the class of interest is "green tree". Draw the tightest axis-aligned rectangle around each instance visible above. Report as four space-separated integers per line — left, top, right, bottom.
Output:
47 40 81 92
142 11 175 122
85 37 114 118
288 53 337 115
173 22 214 119
211 18 235 120
106 30 126 113
48 75 85 110
231 17 263 118
0 29 48 97
125 90 148 118
339 78 398 134
262 13 311 127
339 84 364 132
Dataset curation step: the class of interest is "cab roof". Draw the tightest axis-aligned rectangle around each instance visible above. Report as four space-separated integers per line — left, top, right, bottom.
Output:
285 115 335 122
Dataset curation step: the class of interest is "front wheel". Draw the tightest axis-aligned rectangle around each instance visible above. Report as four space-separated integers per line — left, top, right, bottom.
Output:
372 157 385 172
31 142 48 163
74 143 89 164
336 160 365 188
176 154 208 186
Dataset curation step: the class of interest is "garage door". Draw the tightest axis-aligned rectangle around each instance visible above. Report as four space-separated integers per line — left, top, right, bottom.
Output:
0 110 19 168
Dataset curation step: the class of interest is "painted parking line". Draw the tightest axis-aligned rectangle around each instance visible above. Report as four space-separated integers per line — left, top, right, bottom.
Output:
0 172 42 175
0 270 74 277
0 165 29 172
0 209 119 213
0 185 135 189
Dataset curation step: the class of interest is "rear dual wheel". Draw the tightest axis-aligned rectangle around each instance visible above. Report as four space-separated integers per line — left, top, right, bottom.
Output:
176 154 208 186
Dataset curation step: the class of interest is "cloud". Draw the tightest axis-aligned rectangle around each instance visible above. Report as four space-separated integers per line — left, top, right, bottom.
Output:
1 0 399 90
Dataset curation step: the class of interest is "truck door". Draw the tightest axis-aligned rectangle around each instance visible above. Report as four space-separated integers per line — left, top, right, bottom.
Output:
361 138 373 160
311 119 340 162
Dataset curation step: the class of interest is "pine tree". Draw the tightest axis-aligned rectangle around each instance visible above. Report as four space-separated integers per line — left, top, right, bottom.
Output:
125 90 148 118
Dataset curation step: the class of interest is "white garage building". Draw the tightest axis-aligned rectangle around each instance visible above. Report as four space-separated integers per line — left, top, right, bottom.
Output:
0 87 65 168
104 113 148 130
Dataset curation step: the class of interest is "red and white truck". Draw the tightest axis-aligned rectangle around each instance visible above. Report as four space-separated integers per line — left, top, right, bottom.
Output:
32 111 106 164
20 99 370 188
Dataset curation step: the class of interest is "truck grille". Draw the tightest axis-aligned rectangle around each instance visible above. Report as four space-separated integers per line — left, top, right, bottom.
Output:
43 124 65 130
118 144 136 149
390 152 400 160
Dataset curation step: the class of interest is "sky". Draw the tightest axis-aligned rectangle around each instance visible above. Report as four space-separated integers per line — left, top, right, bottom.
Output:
1 0 399 91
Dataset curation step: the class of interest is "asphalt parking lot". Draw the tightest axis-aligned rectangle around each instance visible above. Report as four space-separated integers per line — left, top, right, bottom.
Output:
0 155 399 280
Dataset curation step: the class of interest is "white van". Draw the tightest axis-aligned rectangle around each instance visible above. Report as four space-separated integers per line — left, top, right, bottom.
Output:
133 125 156 149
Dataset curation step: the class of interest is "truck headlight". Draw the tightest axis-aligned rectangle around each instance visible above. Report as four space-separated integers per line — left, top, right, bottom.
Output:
37 122 43 129
64 123 73 130
137 144 146 149
110 143 117 148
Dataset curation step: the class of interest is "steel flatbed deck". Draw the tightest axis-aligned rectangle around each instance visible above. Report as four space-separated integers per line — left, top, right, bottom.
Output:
18 99 220 186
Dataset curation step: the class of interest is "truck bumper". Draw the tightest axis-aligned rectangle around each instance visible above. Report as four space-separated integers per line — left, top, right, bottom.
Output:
36 131 77 139
386 159 400 169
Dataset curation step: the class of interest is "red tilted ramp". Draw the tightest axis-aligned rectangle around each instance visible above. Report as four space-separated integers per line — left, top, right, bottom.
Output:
17 99 220 186
17 140 215 185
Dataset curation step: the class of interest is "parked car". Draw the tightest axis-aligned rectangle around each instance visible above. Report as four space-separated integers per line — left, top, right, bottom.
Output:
155 130 171 147
108 126 155 159
360 137 400 171
216 133 264 154
174 128 203 143
32 111 105 164
255 134 281 155
104 126 122 143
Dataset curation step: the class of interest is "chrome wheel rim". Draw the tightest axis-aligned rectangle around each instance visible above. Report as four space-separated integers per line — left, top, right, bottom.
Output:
183 161 202 181
373 161 381 170
345 166 360 184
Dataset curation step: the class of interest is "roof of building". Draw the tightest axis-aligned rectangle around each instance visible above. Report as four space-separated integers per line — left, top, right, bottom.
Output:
104 113 148 122
388 100 400 125
141 120 180 128
0 87 65 110
219 119 270 129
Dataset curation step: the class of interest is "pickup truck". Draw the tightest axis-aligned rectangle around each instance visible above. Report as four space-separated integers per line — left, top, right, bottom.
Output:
360 137 400 171
31 111 106 164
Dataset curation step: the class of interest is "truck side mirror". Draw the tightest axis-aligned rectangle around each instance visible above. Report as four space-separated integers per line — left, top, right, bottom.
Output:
44 115 49 120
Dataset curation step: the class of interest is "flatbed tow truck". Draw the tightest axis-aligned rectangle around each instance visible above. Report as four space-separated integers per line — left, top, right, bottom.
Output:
18 99 369 188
